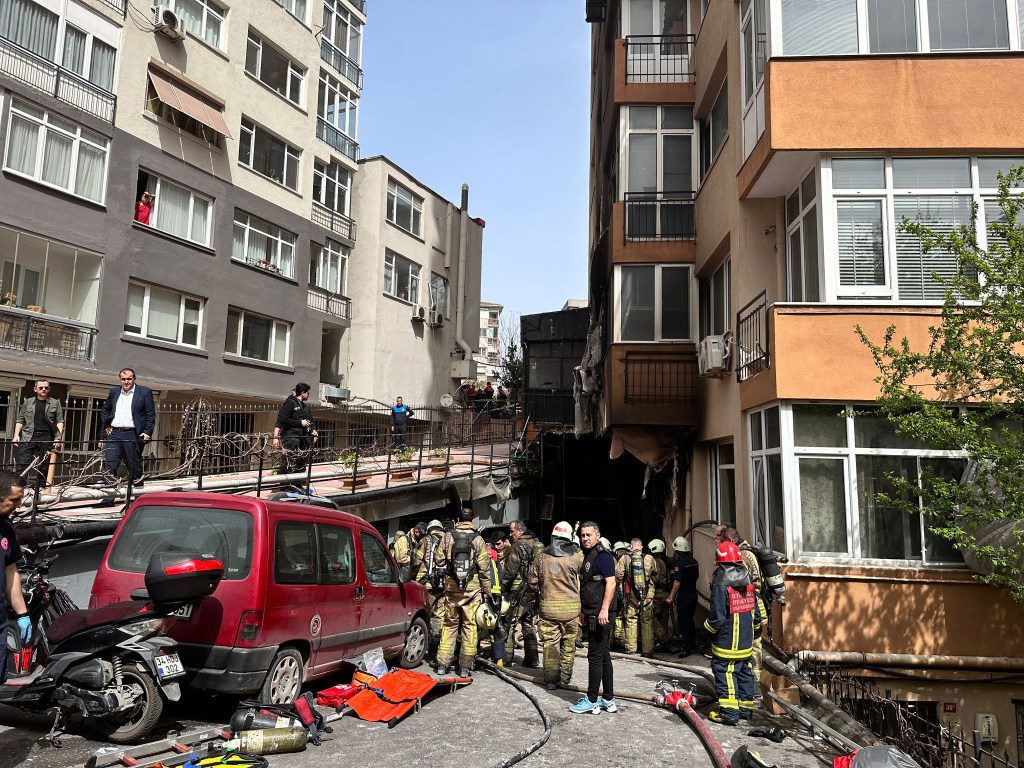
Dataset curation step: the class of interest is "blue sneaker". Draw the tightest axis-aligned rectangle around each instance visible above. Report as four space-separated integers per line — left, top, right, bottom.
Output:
568 696 602 714
598 697 618 713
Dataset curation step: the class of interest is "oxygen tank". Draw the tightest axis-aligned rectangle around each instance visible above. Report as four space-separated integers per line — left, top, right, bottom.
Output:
224 727 309 755
229 707 300 733
630 551 648 596
749 545 787 605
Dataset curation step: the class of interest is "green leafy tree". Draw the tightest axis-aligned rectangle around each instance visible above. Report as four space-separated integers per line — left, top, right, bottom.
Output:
859 167 1024 601
500 341 524 398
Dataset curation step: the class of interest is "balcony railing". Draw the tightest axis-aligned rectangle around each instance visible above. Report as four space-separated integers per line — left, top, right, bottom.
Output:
624 354 698 404
311 202 357 241
0 308 96 361
736 290 770 382
624 191 695 241
0 36 116 123
97 0 127 15
316 118 359 161
349 0 366 12
320 40 363 89
625 34 695 83
307 287 352 321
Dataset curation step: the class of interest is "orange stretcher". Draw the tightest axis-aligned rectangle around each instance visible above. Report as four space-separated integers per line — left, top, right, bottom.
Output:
343 669 471 728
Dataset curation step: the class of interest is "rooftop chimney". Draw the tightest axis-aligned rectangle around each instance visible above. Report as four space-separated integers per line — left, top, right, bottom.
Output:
461 183 469 212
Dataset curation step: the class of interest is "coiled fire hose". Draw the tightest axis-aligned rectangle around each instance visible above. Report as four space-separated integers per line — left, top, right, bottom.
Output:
477 659 551 768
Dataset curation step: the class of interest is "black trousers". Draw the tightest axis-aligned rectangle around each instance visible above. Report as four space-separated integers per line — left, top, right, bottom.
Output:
15 442 52 483
392 423 407 448
104 430 143 481
585 614 614 703
676 591 698 652
280 435 311 474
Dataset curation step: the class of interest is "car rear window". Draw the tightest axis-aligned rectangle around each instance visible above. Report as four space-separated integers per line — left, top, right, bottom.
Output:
108 505 254 580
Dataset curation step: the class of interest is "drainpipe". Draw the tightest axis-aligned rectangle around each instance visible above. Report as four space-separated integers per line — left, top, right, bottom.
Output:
795 650 1024 673
452 184 472 365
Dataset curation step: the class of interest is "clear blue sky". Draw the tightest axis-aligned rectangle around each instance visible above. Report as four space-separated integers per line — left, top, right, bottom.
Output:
358 0 591 320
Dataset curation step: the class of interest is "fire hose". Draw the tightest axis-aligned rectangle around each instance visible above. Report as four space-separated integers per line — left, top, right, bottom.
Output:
477 659 551 768
653 688 731 768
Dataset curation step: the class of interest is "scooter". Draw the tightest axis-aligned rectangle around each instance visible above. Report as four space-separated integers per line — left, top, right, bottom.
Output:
0 551 224 745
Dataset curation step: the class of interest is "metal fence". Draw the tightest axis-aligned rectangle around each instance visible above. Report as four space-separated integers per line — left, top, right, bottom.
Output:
624 354 698 404
624 191 696 240
625 34 695 83
736 290 769 382
316 118 359 161
311 203 357 242
0 310 96 361
306 287 352 320
806 663 1021 768
319 40 363 89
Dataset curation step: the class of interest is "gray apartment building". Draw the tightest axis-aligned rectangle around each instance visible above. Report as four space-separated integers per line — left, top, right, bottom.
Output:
0 0 482 440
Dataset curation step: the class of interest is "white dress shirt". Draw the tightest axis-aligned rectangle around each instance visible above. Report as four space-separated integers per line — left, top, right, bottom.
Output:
111 386 136 429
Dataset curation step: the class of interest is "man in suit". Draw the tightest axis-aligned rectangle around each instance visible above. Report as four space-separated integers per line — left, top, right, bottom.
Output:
99 368 156 486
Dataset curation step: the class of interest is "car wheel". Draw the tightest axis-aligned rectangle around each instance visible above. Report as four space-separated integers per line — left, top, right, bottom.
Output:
259 648 304 705
399 617 429 669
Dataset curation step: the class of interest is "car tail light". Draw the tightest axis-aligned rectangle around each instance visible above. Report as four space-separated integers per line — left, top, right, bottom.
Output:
234 610 263 648
164 558 224 575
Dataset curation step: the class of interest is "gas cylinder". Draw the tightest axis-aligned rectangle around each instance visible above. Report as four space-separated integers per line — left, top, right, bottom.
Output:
224 727 309 755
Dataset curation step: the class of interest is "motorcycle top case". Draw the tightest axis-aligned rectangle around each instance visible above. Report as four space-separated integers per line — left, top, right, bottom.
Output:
144 552 224 603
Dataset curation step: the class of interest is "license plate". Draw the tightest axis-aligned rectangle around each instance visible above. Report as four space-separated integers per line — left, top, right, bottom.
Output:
155 653 185 680
170 604 193 621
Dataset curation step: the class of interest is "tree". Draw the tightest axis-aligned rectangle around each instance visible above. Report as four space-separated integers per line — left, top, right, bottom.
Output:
859 166 1024 601
498 312 524 397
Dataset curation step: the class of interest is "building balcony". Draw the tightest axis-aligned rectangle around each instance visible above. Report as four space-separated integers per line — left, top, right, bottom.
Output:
0 36 116 123
596 198 696 279
0 307 96 361
307 287 352 322
613 37 695 105
740 53 1024 199
320 40 363 90
316 118 359 161
97 0 126 15
624 192 695 242
311 202 357 242
605 344 698 428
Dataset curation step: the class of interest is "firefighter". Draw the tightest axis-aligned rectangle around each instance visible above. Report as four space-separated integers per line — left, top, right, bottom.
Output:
648 538 674 650
389 530 404 558
416 519 446 661
617 538 656 656
501 520 543 667
612 541 629 648
529 520 583 689
703 540 763 725
435 505 492 677
393 522 426 583
483 536 507 665
727 527 765 694
667 535 700 657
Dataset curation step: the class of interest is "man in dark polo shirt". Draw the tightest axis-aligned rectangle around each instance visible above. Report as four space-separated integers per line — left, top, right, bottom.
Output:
0 470 29 683
569 521 618 714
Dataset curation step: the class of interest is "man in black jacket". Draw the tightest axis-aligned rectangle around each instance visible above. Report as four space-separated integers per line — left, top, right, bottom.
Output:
273 383 318 474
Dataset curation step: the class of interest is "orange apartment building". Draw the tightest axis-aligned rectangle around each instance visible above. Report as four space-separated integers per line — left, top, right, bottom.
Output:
583 0 1024 759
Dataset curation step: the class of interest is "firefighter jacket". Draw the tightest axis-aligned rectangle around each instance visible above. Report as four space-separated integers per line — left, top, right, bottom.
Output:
435 521 492 597
739 540 762 586
415 532 444 587
616 551 656 602
652 555 670 592
703 564 764 660
502 531 543 594
393 531 421 579
529 539 584 621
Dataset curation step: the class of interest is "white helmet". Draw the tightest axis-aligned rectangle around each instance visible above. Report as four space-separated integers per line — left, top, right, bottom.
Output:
475 602 498 630
571 534 580 546
599 537 611 551
648 538 666 554
672 536 690 553
427 519 443 533
613 541 628 553
551 521 573 540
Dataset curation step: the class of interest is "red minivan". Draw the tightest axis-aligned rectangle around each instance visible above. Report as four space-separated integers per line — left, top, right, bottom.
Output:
90 492 430 704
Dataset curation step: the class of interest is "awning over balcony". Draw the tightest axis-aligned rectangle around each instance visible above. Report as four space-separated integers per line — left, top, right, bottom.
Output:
147 64 231 139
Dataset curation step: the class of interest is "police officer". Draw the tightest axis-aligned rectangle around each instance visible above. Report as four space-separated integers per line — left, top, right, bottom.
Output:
648 538 674 650
611 541 629 648
0 471 28 683
667 535 700 657
435 506 492 677
393 522 426 582
501 520 543 668
416 520 446 660
570 521 618 714
529 521 583 690
617 538 656 656
703 541 763 725
389 396 414 448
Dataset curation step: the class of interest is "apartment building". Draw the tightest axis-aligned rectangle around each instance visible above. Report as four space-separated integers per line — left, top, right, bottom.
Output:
585 0 1024 757
475 300 502 383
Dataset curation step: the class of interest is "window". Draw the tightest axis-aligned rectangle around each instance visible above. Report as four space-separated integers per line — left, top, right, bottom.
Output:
625 0 689 35
749 405 785 553
741 0 767 103
233 211 296 278
239 119 300 190
225 307 290 364
616 264 694 342
124 281 203 347
867 0 918 53
318 71 358 138
61 24 117 91
699 81 728 179
313 160 352 216
785 170 821 301
699 259 731 338
429 273 449 316
4 100 109 203
0 389 16 437
781 0 859 55
1 0 59 60
145 72 226 147
387 179 424 236
246 31 305 105
168 0 225 49
383 250 421 304
710 442 736 526
319 524 355 585
310 239 348 295
274 522 317 584
361 532 397 585
928 0 1008 50
136 171 211 245
624 106 694 238
322 0 362 64
273 0 307 23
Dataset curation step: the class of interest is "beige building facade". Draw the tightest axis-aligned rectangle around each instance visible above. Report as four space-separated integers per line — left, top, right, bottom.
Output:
475 301 502 384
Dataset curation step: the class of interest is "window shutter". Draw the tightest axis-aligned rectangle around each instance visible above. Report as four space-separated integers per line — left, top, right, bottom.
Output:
837 200 886 287
893 195 973 301
781 0 858 55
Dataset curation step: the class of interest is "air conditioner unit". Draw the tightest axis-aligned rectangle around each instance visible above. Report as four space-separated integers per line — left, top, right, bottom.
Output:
153 6 187 41
428 310 445 328
698 335 729 377
411 304 427 322
319 383 350 402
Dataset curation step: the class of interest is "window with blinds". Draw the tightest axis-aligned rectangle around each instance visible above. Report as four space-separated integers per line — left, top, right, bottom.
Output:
893 196 974 301
781 0 859 55
837 200 886 289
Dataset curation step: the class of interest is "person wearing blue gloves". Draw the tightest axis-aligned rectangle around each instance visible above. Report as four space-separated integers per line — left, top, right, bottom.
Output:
0 469 28 682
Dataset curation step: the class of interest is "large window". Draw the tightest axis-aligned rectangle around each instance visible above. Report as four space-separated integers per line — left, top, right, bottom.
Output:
386 179 424 237
429 272 449 317
232 211 296 278
313 160 352 216
750 405 785 553
785 170 821 301
699 81 728 179
225 307 290 365
124 281 203 347
318 71 358 139
383 250 420 304
626 106 694 194
616 264 694 342
239 119 300 190
322 0 362 64
4 100 109 203
168 0 225 49
136 171 211 246
310 239 348 295
625 0 689 35
741 0 767 103
699 258 731 338
246 31 305 105
710 442 736 526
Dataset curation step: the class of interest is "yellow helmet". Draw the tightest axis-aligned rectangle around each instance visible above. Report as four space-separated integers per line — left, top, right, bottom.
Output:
475 602 498 630
427 519 443 533
672 536 690 553
648 538 666 554
613 541 628 553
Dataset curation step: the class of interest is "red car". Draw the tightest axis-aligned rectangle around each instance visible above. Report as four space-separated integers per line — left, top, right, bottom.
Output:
90 492 430 704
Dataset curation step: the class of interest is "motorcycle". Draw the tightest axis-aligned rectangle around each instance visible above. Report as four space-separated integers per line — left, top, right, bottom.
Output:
0 550 224 744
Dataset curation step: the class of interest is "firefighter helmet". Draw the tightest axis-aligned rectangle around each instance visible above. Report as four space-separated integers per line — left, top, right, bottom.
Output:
427 519 443 533
672 536 690 553
599 537 611 551
648 539 666 554
475 601 498 630
551 521 573 540
715 541 744 564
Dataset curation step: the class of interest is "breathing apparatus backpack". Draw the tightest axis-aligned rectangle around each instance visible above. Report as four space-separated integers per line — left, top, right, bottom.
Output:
630 551 648 599
742 543 787 605
448 529 478 589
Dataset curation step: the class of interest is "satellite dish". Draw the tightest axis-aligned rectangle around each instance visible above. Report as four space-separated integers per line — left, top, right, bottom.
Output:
440 393 454 408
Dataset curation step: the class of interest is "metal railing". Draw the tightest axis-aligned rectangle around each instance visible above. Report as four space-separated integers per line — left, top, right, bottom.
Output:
96 0 127 15
311 202 357 241
316 118 359 161
523 391 575 426
307 287 352 320
624 354 698 404
0 309 95 361
806 663 1021 768
624 191 696 240
320 39 363 89
735 290 769 382
0 36 116 123
625 34 695 83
